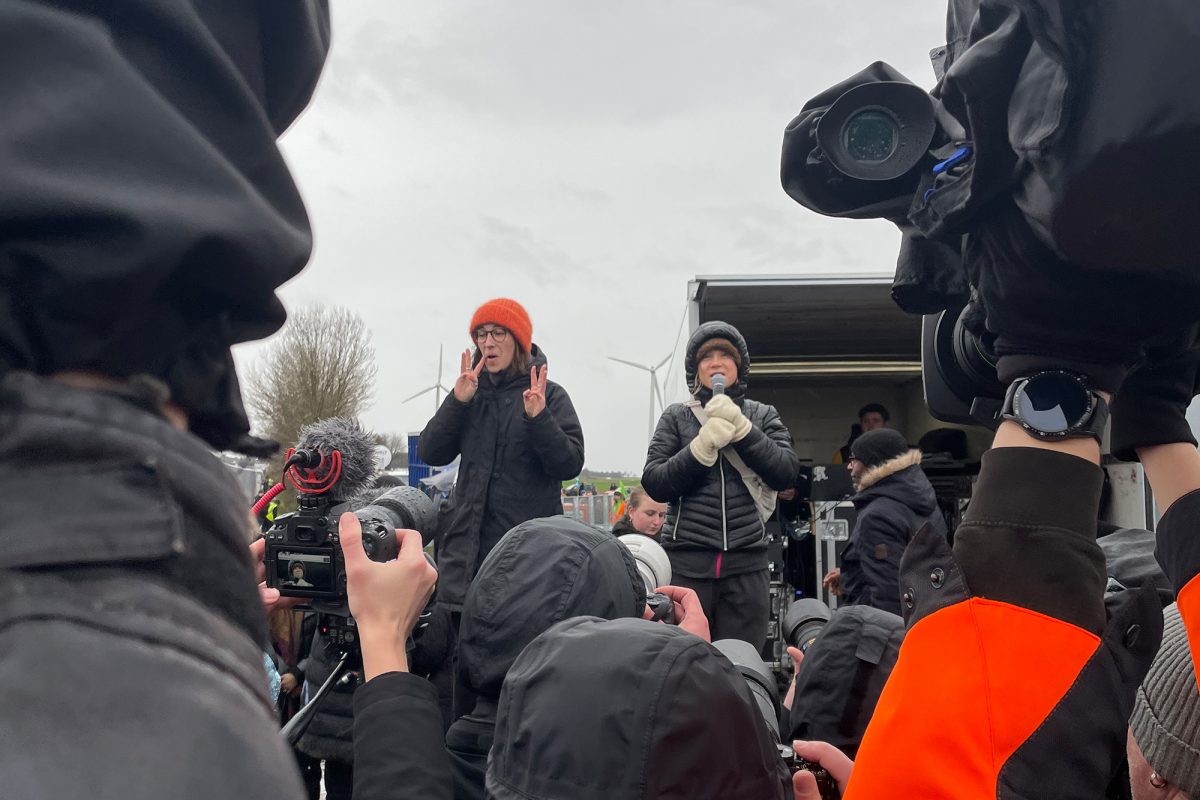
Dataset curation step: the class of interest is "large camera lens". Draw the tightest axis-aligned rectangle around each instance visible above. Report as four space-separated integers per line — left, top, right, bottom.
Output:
617 533 672 594
842 109 898 163
783 599 832 653
712 639 781 740
356 486 435 534
1016 373 1090 434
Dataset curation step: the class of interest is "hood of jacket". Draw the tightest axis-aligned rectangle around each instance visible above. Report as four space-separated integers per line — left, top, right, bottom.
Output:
457 516 644 701
684 321 751 401
0 3 331 453
487 617 787 800
477 343 549 394
853 450 937 517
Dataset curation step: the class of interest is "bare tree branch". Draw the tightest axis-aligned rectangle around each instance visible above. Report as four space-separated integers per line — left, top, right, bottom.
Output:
243 306 378 499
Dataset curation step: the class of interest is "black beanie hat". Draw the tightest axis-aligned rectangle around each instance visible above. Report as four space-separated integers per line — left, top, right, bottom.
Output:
851 428 910 469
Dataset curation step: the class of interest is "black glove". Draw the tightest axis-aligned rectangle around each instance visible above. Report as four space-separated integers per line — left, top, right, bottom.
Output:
1109 328 1200 462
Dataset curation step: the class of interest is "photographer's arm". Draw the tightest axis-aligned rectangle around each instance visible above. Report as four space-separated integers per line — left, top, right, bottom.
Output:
1107 336 1200 680
1138 444 1200 682
843 422 1154 799
338 515 451 800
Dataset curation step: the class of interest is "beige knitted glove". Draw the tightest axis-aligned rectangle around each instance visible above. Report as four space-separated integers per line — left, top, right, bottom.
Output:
690 418 736 466
705 395 752 442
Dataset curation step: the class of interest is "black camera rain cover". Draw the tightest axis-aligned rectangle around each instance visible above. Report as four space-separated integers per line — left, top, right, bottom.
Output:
781 61 927 222
920 0 1200 277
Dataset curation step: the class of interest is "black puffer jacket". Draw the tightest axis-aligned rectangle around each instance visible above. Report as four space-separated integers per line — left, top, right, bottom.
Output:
642 322 799 579
419 345 584 608
840 450 948 616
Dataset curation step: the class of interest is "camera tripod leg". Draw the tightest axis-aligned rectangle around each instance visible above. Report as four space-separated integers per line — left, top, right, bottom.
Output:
281 650 352 747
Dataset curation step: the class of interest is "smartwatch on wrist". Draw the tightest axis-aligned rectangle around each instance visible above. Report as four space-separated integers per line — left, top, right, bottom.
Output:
1000 370 1110 442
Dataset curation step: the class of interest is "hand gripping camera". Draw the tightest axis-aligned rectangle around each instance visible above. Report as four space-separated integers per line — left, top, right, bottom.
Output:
261 419 434 617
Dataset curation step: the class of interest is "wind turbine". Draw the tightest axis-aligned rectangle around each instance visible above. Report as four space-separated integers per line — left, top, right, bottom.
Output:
608 352 671 442
403 344 453 414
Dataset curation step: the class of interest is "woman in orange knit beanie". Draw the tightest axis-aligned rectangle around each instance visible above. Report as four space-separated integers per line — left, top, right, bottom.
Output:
417 298 585 617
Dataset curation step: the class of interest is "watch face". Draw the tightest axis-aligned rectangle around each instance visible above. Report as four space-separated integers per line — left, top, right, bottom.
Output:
1015 372 1092 434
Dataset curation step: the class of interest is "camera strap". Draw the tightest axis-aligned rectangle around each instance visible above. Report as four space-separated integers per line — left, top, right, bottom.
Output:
689 402 777 523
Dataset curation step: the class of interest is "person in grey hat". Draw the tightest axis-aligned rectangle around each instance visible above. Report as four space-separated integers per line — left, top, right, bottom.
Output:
822 428 947 616
1127 603 1200 799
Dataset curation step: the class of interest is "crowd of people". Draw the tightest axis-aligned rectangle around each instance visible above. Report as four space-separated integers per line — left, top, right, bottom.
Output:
3 3 1200 800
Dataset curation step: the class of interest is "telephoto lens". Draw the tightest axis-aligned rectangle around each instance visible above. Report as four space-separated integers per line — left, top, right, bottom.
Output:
783 598 833 654
713 638 842 799
353 486 436 562
617 533 672 595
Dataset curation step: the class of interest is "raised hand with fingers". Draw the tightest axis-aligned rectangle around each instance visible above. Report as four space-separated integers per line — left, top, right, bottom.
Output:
453 348 486 403
523 364 548 417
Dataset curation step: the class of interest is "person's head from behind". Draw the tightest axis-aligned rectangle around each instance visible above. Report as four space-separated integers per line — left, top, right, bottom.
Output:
487 617 787 800
1127 603 1199 799
457 517 645 710
858 403 890 432
625 486 667 537
469 298 532 375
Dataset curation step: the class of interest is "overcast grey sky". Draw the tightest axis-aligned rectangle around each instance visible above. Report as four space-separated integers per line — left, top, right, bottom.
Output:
233 1 947 473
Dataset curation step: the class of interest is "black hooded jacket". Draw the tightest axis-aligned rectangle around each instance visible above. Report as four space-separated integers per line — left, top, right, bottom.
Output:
0 373 304 799
487 617 789 800
0 1 330 452
419 345 585 608
840 450 948 616
642 322 799 579
446 517 645 800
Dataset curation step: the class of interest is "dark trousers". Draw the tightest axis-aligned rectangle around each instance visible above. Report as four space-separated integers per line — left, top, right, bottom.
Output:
673 568 770 650
323 758 353 800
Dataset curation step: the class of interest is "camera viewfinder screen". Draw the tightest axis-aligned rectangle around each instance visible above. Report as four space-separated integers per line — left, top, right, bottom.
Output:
276 551 333 593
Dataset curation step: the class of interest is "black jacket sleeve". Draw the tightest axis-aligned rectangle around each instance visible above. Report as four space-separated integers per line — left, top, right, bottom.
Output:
729 405 799 491
524 383 585 480
641 409 709 501
351 672 452 800
419 395 470 467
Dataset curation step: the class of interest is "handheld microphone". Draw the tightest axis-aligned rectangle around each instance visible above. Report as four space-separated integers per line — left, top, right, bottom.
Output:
712 373 726 395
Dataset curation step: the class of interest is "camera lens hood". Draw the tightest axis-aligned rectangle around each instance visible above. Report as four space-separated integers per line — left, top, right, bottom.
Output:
782 598 833 651
617 533 672 595
817 81 936 181
713 638 781 741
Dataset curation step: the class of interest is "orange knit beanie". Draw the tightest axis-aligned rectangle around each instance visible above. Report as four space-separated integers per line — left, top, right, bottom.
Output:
469 298 533 353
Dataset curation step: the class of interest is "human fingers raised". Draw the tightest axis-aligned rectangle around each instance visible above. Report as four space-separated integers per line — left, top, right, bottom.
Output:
454 348 482 403
523 365 547 417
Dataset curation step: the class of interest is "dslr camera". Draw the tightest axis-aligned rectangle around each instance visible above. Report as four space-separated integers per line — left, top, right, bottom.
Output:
264 485 434 609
